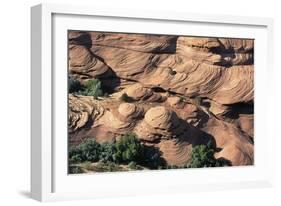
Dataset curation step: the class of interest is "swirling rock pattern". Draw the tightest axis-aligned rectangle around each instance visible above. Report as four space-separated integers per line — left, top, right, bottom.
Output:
68 31 254 167
69 32 254 105
134 106 189 142
156 138 192 166
68 94 104 131
124 83 166 102
202 118 254 166
68 94 105 144
118 103 144 120
97 103 143 133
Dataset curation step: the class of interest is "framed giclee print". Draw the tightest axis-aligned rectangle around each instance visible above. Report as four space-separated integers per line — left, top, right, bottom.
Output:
31 3 274 201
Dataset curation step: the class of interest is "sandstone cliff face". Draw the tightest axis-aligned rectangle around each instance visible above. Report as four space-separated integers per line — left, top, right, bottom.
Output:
68 31 254 167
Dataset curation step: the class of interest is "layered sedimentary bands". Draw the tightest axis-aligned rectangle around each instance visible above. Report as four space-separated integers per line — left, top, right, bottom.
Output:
68 31 254 167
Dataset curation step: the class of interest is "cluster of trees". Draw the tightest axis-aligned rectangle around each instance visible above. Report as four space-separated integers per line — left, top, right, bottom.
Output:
69 132 230 173
68 77 104 99
69 133 165 170
189 142 231 168
150 142 231 169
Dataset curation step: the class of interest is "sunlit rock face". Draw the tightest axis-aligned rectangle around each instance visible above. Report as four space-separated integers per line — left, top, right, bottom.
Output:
68 31 254 166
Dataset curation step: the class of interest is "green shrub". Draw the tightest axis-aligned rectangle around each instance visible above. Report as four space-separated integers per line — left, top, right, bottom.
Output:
188 142 215 168
69 146 83 163
119 93 134 102
79 139 101 162
69 139 101 163
188 142 231 168
99 141 117 163
114 133 144 163
68 77 82 93
142 145 166 169
78 79 103 99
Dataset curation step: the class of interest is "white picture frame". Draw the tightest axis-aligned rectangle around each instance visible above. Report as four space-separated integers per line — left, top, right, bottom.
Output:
31 3 274 202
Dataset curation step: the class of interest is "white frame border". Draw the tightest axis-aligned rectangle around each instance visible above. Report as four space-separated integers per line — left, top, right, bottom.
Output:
31 3 274 202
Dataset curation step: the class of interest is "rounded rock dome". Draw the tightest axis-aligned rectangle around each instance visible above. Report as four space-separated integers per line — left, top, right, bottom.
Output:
118 103 137 117
126 83 152 100
144 106 174 129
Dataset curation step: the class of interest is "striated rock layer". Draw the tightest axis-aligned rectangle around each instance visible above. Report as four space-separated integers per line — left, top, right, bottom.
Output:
68 31 254 167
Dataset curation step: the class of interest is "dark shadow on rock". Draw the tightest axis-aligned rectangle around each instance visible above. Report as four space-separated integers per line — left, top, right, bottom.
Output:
68 116 95 146
69 31 92 49
142 144 167 169
210 44 253 67
151 36 178 54
196 109 210 128
173 114 217 150
224 101 254 120
216 157 232 166
191 128 217 149
87 49 122 94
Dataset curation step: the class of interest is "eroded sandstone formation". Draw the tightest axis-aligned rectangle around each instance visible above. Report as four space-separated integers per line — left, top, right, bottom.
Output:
68 31 254 167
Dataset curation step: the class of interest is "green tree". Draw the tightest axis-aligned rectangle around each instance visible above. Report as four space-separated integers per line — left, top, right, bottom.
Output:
79 139 101 162
79 79 103 99
69 139 101 163
142 145 166 169
68 76 82 93
114 133 144 163
189 143 215 168
188 142 231 168
99 141 117 163
69 146 83 163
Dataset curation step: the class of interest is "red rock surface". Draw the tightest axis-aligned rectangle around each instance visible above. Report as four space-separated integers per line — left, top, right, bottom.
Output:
68 31 254 166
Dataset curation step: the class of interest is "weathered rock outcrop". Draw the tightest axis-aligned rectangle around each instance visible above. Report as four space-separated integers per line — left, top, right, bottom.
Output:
124 83 166 102
68 31 254 167
134 106 188 142
69 32 254 105
68 94 105 131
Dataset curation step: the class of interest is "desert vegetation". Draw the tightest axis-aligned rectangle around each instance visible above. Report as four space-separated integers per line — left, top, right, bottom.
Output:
68 77 104 99
69 133 167 173
188 143 231 168
69 133 231 173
